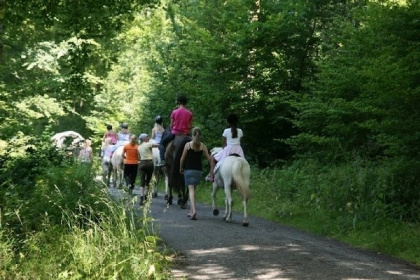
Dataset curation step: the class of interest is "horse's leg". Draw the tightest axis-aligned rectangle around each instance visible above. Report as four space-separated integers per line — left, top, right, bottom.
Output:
167 185 173 205
151 167 158 198
112 167 117 187
224 186 233 223
104 162 111 186
180 186 188 209
242 199 249 227
164 174 169 200
102 161 107 183
211 182 220 216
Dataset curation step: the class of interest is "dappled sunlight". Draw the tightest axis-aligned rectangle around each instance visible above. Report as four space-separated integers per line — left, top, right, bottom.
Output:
168 241 420 280
144 189 420 279
173 263 236 279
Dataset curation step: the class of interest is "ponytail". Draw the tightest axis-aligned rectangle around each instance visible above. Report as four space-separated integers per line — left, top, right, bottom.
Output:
191 127 202 150
227 114 239 138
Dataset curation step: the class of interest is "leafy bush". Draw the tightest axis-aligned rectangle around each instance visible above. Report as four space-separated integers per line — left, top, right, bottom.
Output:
0 133 171 279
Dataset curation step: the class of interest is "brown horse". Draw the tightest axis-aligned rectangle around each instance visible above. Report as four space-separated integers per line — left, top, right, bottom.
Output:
165 134 191 208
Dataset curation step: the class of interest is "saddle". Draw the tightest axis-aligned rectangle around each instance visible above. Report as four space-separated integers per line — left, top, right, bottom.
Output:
214 153 242 174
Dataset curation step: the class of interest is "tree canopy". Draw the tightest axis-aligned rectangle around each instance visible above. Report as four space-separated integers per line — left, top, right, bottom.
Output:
1 0 419 218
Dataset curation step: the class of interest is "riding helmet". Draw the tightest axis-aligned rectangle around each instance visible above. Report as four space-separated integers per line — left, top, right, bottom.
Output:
155 115 163 124
121 123 128 129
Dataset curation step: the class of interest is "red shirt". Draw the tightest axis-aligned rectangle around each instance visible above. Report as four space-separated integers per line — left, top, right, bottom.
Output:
171 107 193 135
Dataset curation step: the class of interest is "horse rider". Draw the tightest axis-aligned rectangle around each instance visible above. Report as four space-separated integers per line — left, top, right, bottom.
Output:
157 95 193 166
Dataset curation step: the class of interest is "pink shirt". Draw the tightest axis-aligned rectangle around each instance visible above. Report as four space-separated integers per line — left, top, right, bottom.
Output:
171 107 193 135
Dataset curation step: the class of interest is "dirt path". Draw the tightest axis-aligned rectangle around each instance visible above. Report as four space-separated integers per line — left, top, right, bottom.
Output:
110 187 420 280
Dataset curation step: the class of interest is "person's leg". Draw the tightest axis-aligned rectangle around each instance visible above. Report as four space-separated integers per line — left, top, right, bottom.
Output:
139 162 146 204
131 164 138 188
124 164 130 188
144 162 154 199
125 164 136 193
158 132 175 164
188 185 196 219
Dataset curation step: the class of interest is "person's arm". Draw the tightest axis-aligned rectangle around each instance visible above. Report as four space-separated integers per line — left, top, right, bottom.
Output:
151 128 156 140
222 136 227 148
170 118 174 130
203 144 212 162
179 144 188 174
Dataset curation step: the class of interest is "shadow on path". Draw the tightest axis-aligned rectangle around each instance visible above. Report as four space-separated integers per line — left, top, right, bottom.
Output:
110 187 420 280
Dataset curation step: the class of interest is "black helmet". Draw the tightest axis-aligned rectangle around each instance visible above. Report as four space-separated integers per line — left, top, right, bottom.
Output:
155 115 163 124
106 124 112 130
121 123 128 129
177 95 187 105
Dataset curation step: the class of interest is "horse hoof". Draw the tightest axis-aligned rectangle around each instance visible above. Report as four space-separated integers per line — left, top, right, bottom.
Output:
167 199 172 205
213 209 219 216
164 194 169 200
242 222 249 227
152 192 158 198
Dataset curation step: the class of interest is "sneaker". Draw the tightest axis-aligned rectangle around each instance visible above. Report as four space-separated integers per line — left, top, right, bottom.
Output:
157 160 166 167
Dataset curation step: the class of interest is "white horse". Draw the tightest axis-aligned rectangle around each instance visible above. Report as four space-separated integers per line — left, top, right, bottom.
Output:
211 155 251 226
110 145 126 188
101 142 114 185
150 140 169 198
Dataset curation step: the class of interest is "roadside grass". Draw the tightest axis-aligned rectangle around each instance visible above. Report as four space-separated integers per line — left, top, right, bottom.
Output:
0 162 172 279
195 160 420 267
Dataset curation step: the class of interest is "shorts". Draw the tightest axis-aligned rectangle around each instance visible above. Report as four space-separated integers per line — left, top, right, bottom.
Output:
184 169 203 185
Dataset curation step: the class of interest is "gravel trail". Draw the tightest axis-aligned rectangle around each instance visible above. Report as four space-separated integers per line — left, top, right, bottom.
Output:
109 187 420 280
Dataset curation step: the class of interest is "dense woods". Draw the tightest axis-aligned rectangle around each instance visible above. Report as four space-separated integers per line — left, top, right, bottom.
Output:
1 0 419 277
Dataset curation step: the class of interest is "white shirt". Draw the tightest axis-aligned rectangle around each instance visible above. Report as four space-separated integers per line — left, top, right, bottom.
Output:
222 128 243 145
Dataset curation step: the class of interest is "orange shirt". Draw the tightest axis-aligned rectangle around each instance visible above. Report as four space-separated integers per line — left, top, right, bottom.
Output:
123 143 139 164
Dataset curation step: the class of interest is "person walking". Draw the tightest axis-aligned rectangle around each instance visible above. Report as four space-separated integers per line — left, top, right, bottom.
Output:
123 135 140 194
207 114 244 182
138 133 160 205
158 95 193 166
179 127 212 220
79 139 93 164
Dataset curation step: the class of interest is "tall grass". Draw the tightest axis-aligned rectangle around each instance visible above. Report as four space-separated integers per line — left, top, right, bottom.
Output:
0 162 172 279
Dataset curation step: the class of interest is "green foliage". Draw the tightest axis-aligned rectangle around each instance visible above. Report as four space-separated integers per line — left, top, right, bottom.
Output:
2 0 420 272
0 139 171 279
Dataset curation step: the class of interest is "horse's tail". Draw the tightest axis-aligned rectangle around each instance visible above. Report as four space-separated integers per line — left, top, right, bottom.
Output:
232 158 251 200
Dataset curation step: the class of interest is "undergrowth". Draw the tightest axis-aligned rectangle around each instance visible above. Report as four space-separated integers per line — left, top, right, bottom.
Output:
0 134 172 279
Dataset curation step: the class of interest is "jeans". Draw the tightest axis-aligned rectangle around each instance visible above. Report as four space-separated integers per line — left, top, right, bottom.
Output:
159 132 175 161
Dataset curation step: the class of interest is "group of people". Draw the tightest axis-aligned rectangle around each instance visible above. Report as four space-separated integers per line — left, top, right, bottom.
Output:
98 95 245 220
100 123 158 205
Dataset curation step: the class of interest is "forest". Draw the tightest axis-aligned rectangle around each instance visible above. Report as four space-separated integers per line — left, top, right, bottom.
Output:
0 0 419 278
